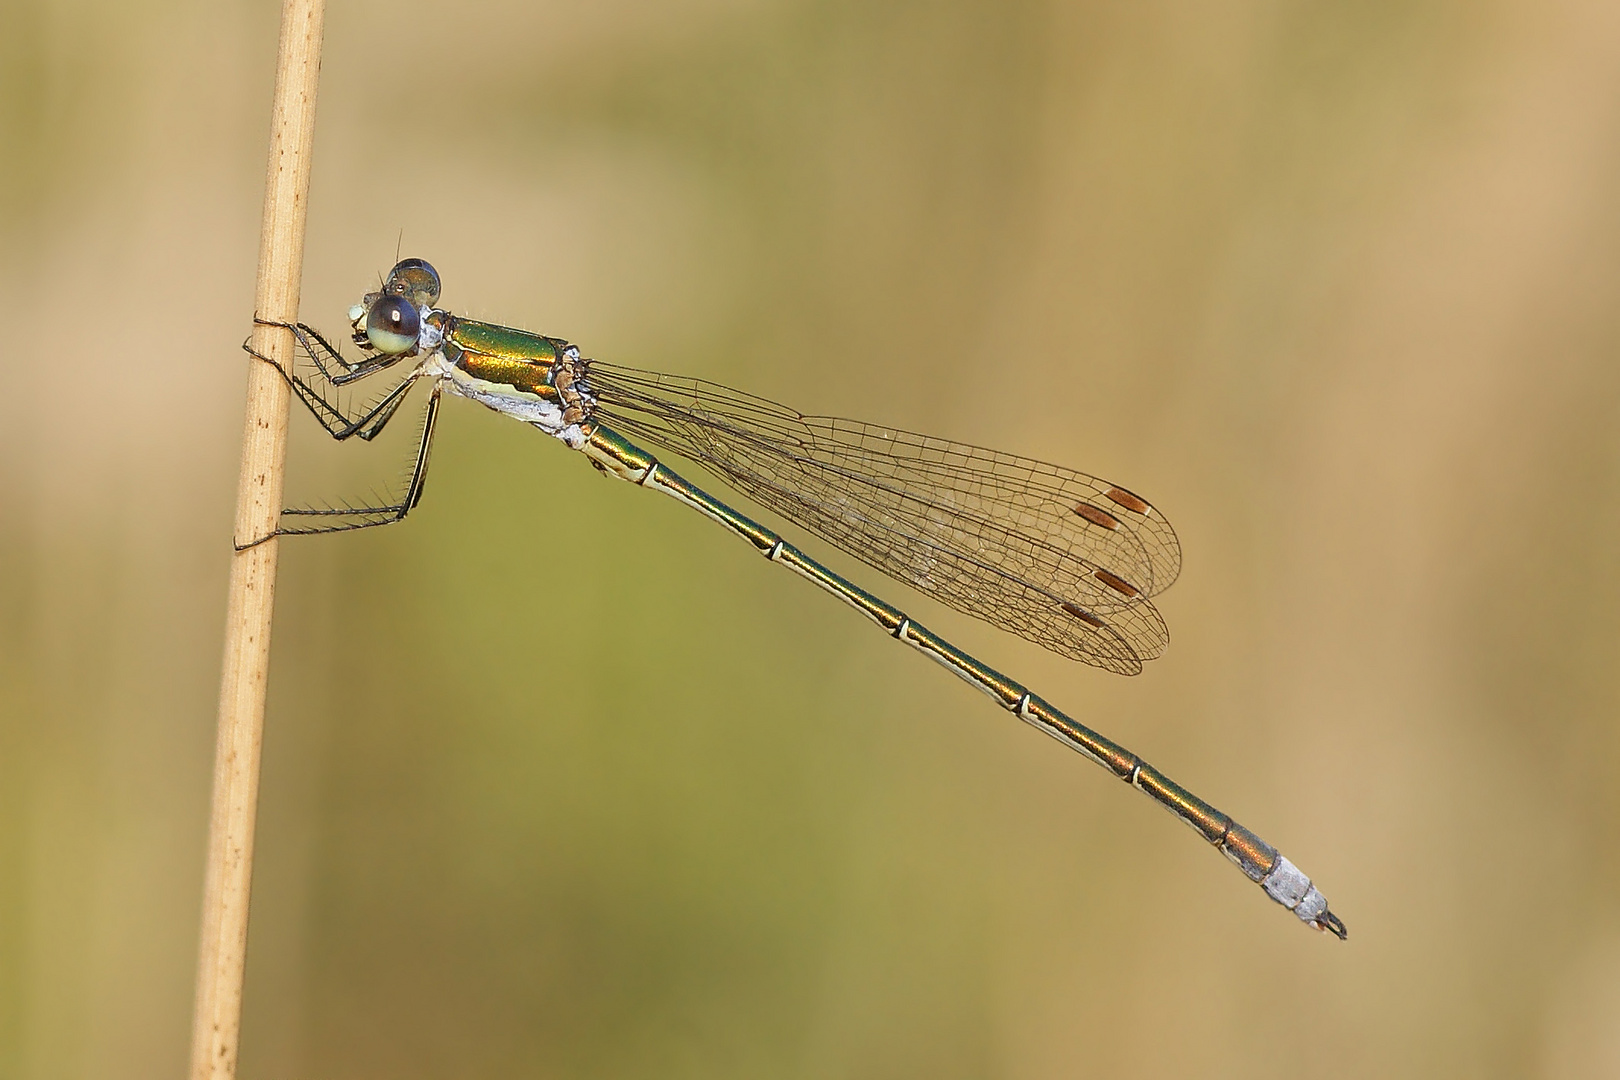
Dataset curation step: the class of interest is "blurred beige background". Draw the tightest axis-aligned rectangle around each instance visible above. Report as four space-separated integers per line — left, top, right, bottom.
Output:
4 1 1620 1077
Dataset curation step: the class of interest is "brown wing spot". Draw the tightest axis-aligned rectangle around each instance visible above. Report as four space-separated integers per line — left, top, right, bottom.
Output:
1106 486 1151 515
1093 568 1140 599
1072 503 1122 530
1061 602 1108 629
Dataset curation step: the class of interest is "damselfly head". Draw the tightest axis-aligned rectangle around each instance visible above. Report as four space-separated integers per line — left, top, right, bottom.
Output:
346 259 441 354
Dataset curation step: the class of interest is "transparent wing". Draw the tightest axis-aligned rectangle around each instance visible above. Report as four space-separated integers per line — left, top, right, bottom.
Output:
586 363 1181 675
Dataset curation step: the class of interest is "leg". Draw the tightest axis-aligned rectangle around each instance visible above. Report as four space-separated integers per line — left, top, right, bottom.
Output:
253 317 406 385
267 383 443 539
243 319 417 440
233 352 444 548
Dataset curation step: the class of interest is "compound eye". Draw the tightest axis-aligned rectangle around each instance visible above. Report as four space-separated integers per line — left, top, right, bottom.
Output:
385 258 441 308
365 294 421 354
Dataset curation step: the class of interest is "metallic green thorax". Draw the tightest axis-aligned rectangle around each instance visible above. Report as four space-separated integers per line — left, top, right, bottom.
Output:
437 313 568 400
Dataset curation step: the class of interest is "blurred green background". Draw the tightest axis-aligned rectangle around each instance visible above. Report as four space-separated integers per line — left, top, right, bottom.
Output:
4 0 1620 1076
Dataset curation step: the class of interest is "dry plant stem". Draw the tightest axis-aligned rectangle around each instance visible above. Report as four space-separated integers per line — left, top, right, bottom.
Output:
190 1 326 1077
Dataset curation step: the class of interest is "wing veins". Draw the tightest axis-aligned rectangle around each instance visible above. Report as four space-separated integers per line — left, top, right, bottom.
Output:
588 365 1178 672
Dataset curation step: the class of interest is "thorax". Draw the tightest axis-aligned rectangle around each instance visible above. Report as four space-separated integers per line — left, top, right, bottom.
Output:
425 313 594 442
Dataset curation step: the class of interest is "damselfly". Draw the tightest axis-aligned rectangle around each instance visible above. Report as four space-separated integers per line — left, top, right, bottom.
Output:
244 258 1346 939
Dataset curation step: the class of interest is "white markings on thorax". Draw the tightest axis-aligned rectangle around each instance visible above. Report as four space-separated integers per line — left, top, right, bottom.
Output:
420 352 586 448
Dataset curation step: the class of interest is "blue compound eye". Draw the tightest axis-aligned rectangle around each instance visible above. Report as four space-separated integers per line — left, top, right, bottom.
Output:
365 294 421 354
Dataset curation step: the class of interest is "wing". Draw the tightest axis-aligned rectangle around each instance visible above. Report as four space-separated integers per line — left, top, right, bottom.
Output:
585 364 1181 676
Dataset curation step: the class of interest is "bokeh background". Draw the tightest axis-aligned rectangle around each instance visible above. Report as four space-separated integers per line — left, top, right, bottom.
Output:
5 1 1620 1076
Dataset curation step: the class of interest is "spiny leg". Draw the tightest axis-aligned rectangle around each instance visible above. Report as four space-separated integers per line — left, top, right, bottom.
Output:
243 319 418 440
269 383 444 539
236 383 443 549
236 318 444 548
254 317 407 386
